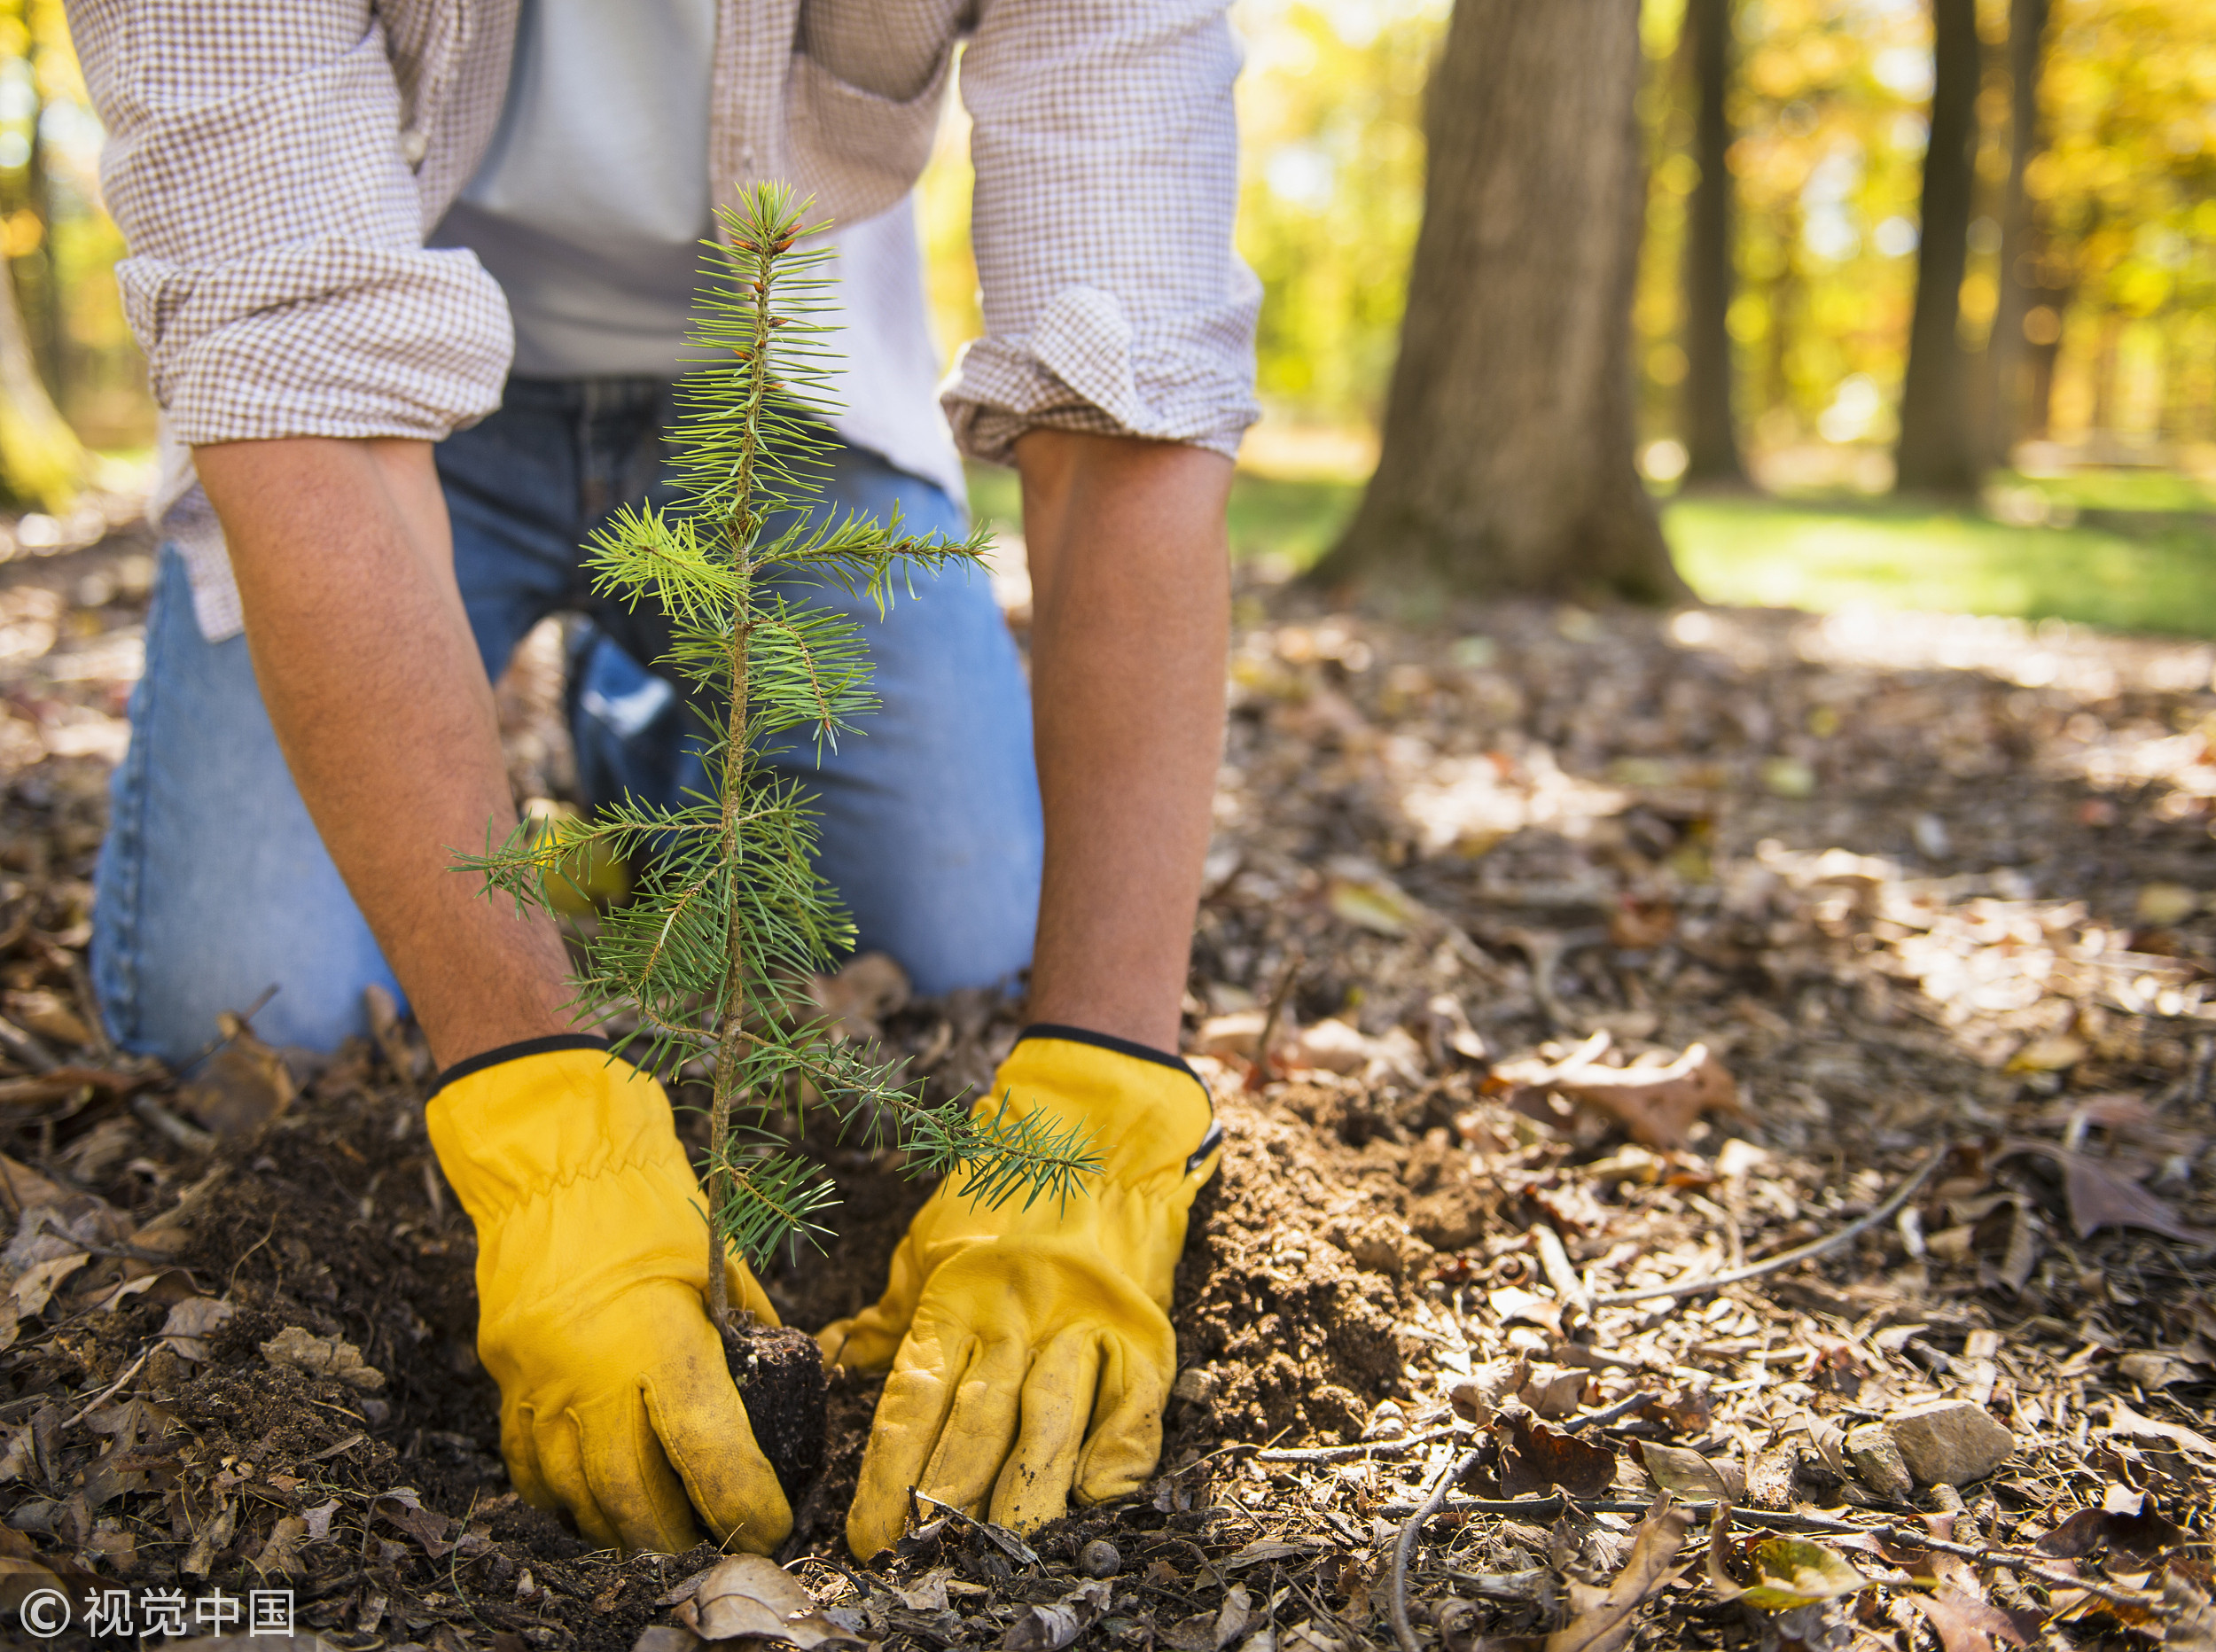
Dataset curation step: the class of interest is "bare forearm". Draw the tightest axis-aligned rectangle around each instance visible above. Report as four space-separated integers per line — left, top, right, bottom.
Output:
192 438 570 1065
1015 431 1232 1050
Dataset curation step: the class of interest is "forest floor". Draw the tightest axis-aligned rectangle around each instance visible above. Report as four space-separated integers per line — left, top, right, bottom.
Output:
0 526 2212 1651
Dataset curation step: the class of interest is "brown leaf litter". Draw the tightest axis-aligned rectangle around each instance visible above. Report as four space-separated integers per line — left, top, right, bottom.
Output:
0 543 2211 1648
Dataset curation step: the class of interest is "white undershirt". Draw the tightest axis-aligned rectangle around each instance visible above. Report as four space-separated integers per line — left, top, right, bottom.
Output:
428 0 965 503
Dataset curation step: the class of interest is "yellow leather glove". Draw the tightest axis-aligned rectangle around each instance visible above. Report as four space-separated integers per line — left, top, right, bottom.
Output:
426 1039 791 1555
820 1026 1221 1557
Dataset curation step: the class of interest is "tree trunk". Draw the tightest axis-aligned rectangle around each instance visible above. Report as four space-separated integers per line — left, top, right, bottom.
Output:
1681 0 1745 486
1984 0 2049 464
0 255 82 510
1893 0 1983 493
1316 0 1685 604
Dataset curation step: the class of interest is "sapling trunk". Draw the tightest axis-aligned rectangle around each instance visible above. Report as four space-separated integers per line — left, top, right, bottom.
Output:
458 183 1102 1295
705 246 769 1337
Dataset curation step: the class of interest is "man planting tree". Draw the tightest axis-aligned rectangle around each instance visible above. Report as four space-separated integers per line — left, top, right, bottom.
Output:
68 0 1255 1560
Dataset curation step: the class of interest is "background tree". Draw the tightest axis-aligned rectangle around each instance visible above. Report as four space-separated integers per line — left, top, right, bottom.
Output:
1316 0 1685 603
0 0 82 506
1892 0 1983 492
1983 0 2050 461
1681 0 1747 486
0 248 77 508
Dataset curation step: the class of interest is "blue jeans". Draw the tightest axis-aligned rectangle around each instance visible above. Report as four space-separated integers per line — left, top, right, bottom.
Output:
92 378 1043 1063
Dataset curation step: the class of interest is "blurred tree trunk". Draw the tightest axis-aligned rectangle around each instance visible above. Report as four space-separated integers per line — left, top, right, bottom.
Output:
1893 0 1982 493
1681 0 1745 486
1316 0 1685 604
25 90 63 398
2021 297 2065 438
0 255 83 510
1984 0 2049 464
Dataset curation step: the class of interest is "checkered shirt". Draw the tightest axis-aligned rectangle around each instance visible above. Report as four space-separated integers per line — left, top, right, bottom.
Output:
66 0 1260 640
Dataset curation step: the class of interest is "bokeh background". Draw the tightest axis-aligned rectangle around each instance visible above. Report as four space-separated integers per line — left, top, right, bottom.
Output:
2 0 2213 631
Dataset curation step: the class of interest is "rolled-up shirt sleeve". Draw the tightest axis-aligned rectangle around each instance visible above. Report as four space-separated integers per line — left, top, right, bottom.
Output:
943 0 1260 465
73 0 511 448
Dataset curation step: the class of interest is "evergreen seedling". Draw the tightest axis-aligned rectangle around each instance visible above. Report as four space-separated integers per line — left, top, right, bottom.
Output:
460 184 1098 1336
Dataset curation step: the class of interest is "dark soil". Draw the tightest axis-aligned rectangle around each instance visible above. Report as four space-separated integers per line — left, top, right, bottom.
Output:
730 1324 827 1504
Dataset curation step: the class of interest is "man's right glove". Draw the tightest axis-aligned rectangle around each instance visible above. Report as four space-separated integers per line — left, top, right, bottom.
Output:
819 1026 1221 1557
425 1038 791 1555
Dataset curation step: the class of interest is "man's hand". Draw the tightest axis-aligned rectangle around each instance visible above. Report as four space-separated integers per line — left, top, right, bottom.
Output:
427 1043 792 1555
820 1030 1219 1557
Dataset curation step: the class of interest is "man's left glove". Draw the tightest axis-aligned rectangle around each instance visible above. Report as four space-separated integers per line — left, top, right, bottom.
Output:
426 1039 792 1555
820 1026 1221 1557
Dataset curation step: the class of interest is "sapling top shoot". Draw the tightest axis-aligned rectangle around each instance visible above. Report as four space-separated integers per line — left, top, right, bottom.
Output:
459 183 1098 1336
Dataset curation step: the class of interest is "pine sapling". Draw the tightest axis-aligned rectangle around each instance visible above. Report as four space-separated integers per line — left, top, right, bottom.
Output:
460 183 1098 1339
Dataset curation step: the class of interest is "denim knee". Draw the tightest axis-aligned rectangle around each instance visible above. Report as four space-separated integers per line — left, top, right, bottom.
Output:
91 548 401 1063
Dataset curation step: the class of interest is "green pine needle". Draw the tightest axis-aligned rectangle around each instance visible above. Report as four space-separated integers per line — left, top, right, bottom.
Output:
455 183 1101 1296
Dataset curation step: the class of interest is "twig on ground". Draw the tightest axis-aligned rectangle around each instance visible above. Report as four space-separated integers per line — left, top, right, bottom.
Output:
1389 1447 1482 1652
1254 946 1305 1087
1531 1223 1590 1319
1370 1493 2166 1612
1258 1425 1467 1463
132 1094 215 1154
1589 1146 1947 1307
61 1346 151 1429
1806 1513 2169 1612
0 1013 58 1073
1573 1390 1660 1430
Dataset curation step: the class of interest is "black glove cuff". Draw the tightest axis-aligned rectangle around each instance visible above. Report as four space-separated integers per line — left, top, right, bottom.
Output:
430 1033 613 1098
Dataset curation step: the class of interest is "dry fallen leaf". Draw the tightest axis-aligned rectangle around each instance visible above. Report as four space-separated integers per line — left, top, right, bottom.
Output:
178 1014 296 1138
1909 1588 2031 1652
1163 1584 1252 1652
1639 1441 1741 1502
8 1249 90 1315
2000 1140 2216 1245
2006 1034 2087 1074
1327 874 1416 938
809 951 909 1042
159 1295 237 1362
1731 1538 1869 1612
1544 1494 1689 1652
2164 1574 2216 1652
675 1554 859 1648
2105 1399 2216 1462
1495 1035 1737 1150
370 1490 455 1559
2033 1489 2182 1560
259 1325 386 1391
2118 1350 2203 1388
4 988 89 1048
250 1514 311 1575
1497 1412 1617 1500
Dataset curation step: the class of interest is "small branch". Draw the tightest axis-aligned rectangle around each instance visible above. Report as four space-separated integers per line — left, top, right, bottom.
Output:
1531 1223 1590 1318
62 1347 152 1429
1589 1146 1948 1307
1390 1447 1482 1652
1256 1425 1467 1463
1574 1389 1660 1430
1797 1512 2168 1612
1371 1495 2165 1612
1253 946 1305 1087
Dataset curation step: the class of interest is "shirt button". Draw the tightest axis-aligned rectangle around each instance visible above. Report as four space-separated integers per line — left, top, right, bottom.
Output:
400 129 428 166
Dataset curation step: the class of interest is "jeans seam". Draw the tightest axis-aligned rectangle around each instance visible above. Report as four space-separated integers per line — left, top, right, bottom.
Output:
94 565 167 1050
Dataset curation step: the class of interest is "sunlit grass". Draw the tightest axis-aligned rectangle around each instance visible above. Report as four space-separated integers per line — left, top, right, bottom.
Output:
967 463 2216 638
1666 490 2216 637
